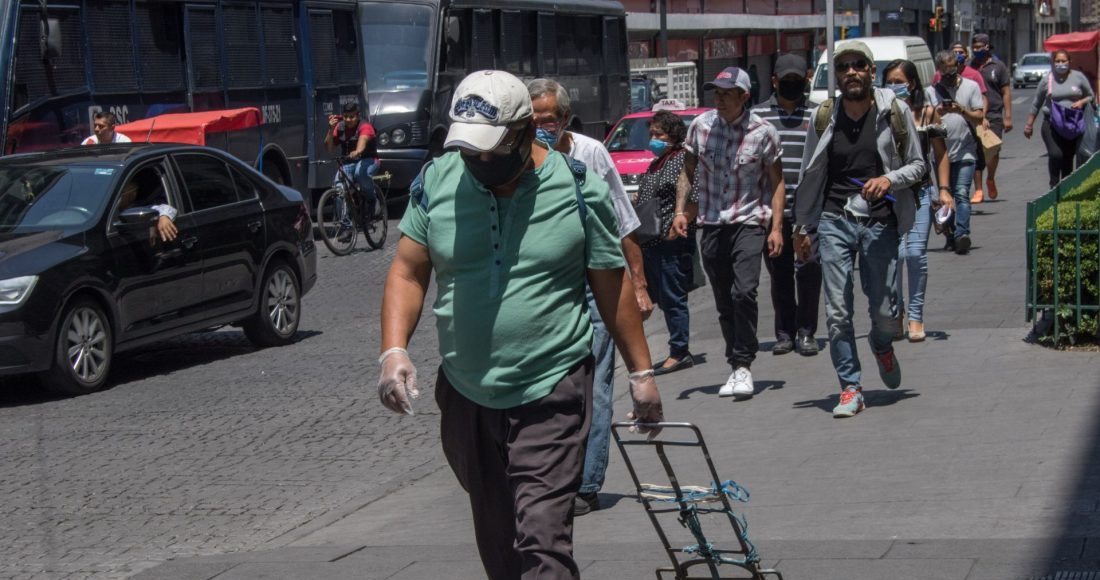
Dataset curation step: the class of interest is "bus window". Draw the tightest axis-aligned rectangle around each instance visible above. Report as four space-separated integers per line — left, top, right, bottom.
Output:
471 9 495 72
537 12 556 76
87 1 137 92
575 16 601 75
135 2 185 92
335 11 360 85
443 13 468 73
556 14 577 76
224 3 262 89
186 7 221 91
602 17 625 76
309 11 338 88
500 11 536 76
261 5 299 86
360 2 433 91
14 6 86 110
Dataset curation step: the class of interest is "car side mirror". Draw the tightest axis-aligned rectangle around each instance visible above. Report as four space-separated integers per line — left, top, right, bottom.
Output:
116 206 159 228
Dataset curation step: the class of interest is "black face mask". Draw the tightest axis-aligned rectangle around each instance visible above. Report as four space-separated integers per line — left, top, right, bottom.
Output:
941 72 958 85
777 78 805 101
462 128 532 187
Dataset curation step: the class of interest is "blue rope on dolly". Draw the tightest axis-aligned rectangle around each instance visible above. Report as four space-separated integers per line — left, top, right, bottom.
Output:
640 480 759 566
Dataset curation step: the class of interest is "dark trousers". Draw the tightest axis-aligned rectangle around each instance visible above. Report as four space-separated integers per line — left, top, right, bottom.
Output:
701 224 764 369
1042 118 1081 188
763 219 822 340
436 357 593 580
642 237 694 359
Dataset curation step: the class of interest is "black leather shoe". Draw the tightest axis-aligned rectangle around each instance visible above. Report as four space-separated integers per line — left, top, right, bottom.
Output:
796 332 819 356
772 338 794 355
573 492 600 516
653 354 694 376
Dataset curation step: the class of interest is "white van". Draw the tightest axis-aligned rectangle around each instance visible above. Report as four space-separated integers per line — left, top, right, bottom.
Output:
809 36 935 105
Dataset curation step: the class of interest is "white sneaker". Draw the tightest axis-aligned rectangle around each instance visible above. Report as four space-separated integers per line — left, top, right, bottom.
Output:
718 367 754 398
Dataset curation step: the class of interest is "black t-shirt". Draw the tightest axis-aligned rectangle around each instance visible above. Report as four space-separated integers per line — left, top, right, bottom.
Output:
974 58 1010 119
825 105 891 220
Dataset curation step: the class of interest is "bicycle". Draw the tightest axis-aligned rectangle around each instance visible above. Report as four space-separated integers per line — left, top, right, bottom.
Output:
316 157 390 255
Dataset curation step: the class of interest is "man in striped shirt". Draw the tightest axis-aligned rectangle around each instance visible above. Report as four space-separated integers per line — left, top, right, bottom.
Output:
751 54 822 357
671 66 786 399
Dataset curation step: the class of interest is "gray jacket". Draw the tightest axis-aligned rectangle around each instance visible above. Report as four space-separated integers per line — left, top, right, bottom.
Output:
794 87 926 233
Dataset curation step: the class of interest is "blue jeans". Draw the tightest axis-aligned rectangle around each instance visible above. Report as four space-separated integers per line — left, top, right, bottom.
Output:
580 286 615 494
897 186 933 322
339 158 379 202
642 238 693 359
946 160 975 241
818 213 899 389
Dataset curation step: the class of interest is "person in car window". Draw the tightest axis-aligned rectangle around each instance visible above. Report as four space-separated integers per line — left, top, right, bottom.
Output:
82 112 131 146
324 102 380 207
118 179 177 242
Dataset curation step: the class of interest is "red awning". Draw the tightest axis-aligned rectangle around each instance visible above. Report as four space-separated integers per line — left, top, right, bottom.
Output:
115 108 262 146
1044 31 1100 52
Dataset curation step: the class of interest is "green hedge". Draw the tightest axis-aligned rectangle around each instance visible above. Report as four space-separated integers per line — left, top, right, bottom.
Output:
1034 199 1100 344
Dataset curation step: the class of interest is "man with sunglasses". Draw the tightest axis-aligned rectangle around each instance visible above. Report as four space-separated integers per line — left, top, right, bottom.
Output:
378 70 664 580
670 66 786 400
527 78 653 518
793 41 925 418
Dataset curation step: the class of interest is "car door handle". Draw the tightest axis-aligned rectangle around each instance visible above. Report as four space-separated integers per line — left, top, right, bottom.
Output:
247 220 262 233
179 236 198 249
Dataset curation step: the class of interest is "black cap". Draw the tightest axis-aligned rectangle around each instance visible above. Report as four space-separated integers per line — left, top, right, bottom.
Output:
342 102 360 113
775 54 808 79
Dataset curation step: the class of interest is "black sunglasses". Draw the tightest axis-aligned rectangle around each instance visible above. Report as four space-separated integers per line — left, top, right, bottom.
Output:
836 59 870 73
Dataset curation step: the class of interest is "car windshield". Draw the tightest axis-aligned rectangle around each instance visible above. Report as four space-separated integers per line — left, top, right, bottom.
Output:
0 165 115 231
360 2 433 91
605 115 699 152
812 61 891 90
1021 55 1051 66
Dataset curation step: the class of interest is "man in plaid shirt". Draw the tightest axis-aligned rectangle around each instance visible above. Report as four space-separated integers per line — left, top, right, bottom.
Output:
671 67 786 399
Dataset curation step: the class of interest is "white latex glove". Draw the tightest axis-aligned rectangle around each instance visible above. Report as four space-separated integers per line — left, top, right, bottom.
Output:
626 369 664 438
378 347 419 415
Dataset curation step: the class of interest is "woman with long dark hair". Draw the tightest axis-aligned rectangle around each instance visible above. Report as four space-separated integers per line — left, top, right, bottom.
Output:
1024 49 1095 187
637 110 697 375
883 59 954 341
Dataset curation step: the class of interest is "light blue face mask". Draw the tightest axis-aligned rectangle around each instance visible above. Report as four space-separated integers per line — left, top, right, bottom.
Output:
887 82 911 101
648 138 669 156
1055 63 1071 75
536 127 559 147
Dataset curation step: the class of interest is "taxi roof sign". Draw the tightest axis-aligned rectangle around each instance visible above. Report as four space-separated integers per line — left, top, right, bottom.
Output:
652 99 688 111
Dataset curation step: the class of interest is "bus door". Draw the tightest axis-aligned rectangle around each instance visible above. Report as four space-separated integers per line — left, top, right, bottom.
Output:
184 5 226 112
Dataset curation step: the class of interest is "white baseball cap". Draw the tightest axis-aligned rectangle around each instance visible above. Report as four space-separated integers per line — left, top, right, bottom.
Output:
445 70 533 152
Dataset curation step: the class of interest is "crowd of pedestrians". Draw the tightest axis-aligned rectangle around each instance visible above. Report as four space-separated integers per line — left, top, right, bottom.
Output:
371 32 1079 580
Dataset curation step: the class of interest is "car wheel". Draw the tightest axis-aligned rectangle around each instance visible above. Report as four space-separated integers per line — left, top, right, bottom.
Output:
243 261 301 347
40 298 113 395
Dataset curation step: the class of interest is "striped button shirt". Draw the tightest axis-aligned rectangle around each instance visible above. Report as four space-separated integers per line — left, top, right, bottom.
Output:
751 96 812 221
685 109 781 227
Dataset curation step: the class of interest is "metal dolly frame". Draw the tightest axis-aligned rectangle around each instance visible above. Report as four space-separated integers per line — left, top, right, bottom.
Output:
612 422 783 580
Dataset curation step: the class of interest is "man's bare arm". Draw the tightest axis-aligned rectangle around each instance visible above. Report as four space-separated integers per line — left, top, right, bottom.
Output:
620 233 653 319
380 236 433 351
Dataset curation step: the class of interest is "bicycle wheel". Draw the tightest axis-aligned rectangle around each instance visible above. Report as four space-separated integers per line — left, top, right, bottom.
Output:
363 190 388 250
317 188 357 255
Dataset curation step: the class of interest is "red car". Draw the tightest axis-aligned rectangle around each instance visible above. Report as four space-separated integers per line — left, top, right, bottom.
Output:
603 106 711 195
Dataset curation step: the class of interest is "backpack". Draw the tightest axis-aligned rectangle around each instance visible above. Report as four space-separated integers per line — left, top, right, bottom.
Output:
813 95 922 208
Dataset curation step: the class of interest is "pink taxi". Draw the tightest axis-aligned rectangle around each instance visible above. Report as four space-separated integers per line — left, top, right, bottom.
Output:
603 104 711 195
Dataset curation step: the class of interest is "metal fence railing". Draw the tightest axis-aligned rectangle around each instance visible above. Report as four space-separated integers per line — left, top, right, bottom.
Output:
1025 153 1100 344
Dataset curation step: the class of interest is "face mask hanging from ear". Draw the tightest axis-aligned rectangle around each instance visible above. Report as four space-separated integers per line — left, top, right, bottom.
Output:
777 78 806 101
462 126 533 188
647 138 669 156
535 127 560 147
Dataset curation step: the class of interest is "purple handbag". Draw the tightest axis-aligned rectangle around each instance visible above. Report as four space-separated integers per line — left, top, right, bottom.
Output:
1049 74 1087 140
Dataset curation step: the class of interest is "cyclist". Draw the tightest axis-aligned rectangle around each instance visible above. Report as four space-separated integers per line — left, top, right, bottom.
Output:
324 103 380 234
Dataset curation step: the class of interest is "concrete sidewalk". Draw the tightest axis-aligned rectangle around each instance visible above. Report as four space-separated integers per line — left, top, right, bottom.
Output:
133 141 1100 579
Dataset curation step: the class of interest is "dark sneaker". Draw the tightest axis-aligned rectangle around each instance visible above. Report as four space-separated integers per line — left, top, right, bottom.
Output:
943 239 956 252
875 349 901 389
573 492 600 516
833 386 865 418
653 354 694 376
955 235 972 255
772 337 794 355
796 331 819 356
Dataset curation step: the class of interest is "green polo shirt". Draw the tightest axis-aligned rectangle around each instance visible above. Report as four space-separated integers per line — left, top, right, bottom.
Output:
399 148 624 409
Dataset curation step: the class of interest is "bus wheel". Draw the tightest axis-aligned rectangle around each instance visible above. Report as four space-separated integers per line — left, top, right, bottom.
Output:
262 156 287 185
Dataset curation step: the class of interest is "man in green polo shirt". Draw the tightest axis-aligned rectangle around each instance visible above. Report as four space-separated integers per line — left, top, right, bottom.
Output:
377 70 664 580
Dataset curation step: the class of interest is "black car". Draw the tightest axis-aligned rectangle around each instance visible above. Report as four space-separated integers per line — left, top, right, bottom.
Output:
0 144 317 395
